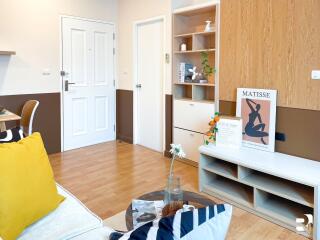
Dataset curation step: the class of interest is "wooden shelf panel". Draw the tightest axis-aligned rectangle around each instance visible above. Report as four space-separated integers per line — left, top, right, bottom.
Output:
255 189 313 227
174 82 215 87
175 31 215 38
0 51 16 55
203 172 254 207
174 49 215 54
242 170 314 207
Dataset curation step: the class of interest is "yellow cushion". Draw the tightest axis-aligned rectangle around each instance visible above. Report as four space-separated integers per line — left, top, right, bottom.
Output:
0 133 64 240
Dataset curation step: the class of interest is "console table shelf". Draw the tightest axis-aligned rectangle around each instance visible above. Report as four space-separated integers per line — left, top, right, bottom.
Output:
199 145 320 239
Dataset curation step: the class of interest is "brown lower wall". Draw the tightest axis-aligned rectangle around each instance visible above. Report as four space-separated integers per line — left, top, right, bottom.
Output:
116 90 172 157
220 100 320 161
116 89 133 143
0 93 61 154
165 94 173 157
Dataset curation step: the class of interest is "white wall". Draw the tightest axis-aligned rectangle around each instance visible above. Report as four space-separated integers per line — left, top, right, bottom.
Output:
117 0 217 94
117 0 172 94
0 0 117 96
172 0 217 9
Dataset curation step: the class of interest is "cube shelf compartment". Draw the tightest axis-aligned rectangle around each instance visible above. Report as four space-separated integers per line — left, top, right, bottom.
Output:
255 189 313 228
202 171 254 208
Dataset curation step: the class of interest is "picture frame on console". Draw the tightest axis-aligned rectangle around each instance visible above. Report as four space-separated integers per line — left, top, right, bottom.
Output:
236 88 277 152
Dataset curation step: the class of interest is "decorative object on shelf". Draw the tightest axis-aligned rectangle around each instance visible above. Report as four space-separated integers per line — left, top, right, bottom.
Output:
236 88 277 152
204 112 220 145
180 43 187 52
179 63 193 82
204 20 213 32
216 116 242 149
188 66 200 80
200 52 214 80
165 144 185 204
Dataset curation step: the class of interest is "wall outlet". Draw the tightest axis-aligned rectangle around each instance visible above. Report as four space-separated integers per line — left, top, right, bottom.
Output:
311 70 320 80
275 132 286 142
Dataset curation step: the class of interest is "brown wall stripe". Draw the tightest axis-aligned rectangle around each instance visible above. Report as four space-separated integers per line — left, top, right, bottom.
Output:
116 89 133 143
220 100 320 161
164 94 173 158
0 93 61 154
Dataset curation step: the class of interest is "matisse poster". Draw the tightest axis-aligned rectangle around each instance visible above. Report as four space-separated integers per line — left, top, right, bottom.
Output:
236 88 277 152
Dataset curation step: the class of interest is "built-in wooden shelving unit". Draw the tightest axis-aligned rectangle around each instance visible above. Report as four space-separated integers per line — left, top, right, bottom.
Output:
172 3 218 103
172 2 220 163
0 51 16 55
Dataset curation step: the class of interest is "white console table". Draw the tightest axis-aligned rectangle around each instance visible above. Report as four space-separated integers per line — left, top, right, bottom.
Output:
199 145 320 239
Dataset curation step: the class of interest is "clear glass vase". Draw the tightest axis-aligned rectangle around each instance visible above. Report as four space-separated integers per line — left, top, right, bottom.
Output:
164 175 183 204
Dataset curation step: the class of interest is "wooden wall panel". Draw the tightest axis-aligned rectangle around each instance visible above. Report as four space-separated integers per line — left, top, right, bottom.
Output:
220 0 320 110
0 93 61 154
116 89 133 143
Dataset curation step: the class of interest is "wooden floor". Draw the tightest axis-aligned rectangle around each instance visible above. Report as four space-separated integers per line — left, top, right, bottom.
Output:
50 141 307 240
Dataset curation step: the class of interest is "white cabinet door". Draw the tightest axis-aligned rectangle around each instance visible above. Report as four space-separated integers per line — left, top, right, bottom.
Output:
62 17 115 151
174 128 203 162
174 100 214 133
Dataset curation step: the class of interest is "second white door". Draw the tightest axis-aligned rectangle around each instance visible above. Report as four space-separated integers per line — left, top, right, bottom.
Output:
135 18 164 152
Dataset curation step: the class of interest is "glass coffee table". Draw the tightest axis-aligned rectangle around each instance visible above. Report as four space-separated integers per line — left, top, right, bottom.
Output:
125 190 216 231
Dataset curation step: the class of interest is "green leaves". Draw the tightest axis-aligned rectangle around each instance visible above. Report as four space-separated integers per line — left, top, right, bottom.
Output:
200 52 214 78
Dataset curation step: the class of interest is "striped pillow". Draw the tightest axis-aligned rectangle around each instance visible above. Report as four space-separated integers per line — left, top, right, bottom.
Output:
110 204 232 240
0 127 24 143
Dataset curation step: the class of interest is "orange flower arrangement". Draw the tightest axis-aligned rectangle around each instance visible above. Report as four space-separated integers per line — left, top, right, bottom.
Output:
204 112 220 145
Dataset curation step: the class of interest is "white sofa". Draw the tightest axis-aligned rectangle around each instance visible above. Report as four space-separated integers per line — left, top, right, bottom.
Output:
17 184 114 240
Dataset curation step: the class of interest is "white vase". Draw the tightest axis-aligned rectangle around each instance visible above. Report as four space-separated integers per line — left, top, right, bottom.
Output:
204 20 212 32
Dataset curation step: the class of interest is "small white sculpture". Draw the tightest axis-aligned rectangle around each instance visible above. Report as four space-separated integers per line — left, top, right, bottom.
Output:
180 43 187 51
205 20 213 32
189 66 199 80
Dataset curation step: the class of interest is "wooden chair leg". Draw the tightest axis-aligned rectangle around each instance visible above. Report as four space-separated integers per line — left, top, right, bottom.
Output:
0 122 6 132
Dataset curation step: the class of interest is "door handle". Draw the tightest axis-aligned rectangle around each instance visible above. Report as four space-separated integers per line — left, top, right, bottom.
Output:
136 84 142 89
65 80 76 92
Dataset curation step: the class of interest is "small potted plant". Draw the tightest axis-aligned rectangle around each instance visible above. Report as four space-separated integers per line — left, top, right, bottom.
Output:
164 144 186 204
198 52 215 83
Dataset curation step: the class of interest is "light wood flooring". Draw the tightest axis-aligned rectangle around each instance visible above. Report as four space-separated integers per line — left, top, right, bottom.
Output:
50 141 307 240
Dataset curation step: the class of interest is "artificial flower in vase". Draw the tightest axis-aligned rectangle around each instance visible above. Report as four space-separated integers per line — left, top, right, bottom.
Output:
164 144 186 204
204 112 220 145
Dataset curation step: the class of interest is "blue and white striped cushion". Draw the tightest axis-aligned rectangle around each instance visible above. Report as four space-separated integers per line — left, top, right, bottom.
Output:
0 127 24 143
110 204 232 240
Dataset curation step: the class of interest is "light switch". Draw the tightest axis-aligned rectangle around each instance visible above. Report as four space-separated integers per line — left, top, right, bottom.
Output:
311 70 320 80
42 68 51 76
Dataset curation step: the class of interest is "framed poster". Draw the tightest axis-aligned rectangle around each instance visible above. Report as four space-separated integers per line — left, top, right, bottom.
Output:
236 88 277 152
216 116 242 149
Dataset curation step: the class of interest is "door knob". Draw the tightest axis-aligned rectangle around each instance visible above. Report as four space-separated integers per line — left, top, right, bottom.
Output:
136 84 142 88
65 80 76 91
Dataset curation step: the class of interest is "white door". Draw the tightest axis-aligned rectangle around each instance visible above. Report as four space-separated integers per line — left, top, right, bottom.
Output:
135 19 164 152
62 17 115 151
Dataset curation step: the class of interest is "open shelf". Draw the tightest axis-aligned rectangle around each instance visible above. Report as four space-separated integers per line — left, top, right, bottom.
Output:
203 172 254 207
202 156 237 179
255 189 313 228
0 51 16 55
241 168 314 207
174 84 192 100
193 85 215 102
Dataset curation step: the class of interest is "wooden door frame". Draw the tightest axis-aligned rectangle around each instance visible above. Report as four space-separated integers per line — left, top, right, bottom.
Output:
132 15 166 152
59 15 116 152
